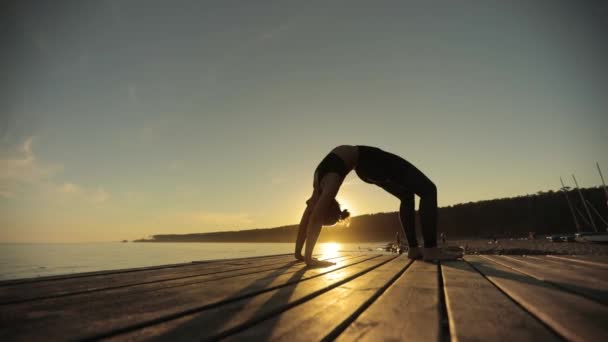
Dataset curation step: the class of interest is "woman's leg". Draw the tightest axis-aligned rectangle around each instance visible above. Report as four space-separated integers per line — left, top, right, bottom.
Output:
400 192 418 247
418 181 437 248
380 182 418 247
391 159 438 248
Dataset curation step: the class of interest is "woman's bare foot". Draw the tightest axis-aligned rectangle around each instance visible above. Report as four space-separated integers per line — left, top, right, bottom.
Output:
295 253 305 262
305 257 336 268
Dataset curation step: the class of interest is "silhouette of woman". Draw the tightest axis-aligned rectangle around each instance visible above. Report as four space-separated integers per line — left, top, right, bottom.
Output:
295 145 459 267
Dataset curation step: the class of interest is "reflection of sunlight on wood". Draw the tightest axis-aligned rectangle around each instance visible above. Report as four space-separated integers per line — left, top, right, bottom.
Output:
318 242 341 258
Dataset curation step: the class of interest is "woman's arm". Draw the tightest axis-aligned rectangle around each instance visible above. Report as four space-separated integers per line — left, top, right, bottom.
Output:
295 183 321 260
304 174 342 266
294 202 313 260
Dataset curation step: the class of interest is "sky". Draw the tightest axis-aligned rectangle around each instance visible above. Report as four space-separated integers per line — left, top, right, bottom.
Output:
1 0 607 243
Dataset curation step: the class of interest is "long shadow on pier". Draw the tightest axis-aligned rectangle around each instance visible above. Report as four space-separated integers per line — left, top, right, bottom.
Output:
155 261 308 340
442 259 608 305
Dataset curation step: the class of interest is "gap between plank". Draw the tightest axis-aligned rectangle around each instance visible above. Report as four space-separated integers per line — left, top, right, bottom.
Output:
202 256 400 341
320 257 416 341
79 255 385 341
0 253 295 287
546 255 608 269
437 262 451 342
0 255 355 306
465 257 566 342
486 255 608 308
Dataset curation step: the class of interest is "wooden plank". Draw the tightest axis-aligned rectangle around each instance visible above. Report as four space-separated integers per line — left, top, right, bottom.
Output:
466 255 608 342
0 254 347 304
0 254 382 341
525 255 608 284
221 255 410 342
0 253 296 291
546 255 608 269
525 255 608 274
0 253 294 286
336 260 440 342
106 255 398 341
556 255 608 263
442 260 559 342
491 256 608 305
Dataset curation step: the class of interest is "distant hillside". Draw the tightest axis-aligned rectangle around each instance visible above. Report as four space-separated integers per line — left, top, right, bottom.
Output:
134 187 607 243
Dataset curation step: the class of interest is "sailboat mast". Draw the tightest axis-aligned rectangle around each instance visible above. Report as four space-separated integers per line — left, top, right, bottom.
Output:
597 162 608 209
572 174 597 232
560 177 580 232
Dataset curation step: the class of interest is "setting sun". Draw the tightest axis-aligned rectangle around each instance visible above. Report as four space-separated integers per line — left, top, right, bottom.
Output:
336 196 354 216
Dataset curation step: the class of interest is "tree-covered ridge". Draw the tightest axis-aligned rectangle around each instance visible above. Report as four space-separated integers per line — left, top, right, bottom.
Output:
135 187 607 243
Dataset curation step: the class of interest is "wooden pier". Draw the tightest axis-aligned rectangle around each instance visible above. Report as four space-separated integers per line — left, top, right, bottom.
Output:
1 252 607 341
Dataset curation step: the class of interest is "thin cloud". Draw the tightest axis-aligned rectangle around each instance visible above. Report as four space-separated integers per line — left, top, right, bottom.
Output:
0 137 62 183
1 137 110 203
58 182 110 204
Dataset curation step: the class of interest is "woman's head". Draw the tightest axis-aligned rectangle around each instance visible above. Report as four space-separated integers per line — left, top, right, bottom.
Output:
323 199 350 226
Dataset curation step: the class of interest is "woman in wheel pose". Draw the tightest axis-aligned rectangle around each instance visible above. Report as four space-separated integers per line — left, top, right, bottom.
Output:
295 145 459 267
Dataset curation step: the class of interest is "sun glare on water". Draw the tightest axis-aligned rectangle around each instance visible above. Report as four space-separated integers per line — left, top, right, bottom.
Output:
318 242 341 258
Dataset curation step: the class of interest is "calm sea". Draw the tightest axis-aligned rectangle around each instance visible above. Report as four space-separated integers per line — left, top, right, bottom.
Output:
0 242 386 281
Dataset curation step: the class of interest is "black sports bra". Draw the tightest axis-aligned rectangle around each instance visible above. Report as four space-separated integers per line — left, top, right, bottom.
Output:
314 152 349 187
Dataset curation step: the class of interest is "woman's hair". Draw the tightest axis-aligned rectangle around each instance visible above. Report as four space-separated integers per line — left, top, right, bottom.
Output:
323 199 351 226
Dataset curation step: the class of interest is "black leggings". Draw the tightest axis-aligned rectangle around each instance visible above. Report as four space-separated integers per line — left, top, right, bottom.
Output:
377 162 438 248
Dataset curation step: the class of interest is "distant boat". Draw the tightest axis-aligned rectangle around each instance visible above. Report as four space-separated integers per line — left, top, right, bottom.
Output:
575 231 608 243
121 240 128 243
559 235 575 242
546 235 563 243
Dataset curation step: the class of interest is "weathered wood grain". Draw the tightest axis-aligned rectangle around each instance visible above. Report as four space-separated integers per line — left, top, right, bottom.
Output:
0 254 338 304
108 255 397 341
0 253 293 287
221 255 409 342
442 260 559 342
489 255 608 305
0 254 376 341
546 255 608 269
467 255 608 342
336 260 440 342
2 252 606 342
524 255 608 274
